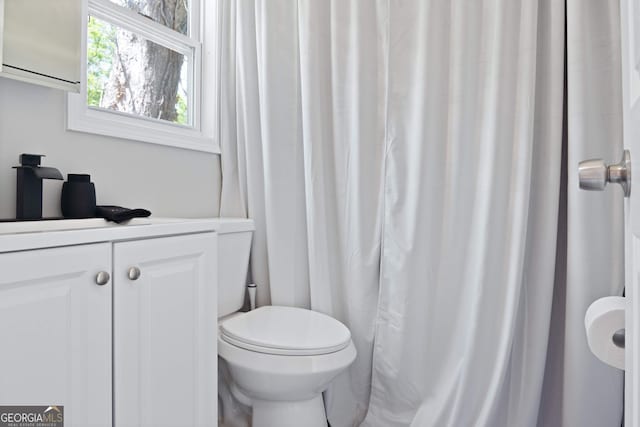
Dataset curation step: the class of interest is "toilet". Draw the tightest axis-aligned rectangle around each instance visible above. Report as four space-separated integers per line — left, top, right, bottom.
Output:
212 218 357 427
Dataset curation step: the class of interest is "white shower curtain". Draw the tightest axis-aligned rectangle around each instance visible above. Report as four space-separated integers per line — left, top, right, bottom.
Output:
366 0 563 424
218 1 621 426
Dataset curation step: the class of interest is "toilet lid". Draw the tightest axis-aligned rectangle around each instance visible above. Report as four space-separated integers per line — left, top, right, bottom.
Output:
220 306 352 356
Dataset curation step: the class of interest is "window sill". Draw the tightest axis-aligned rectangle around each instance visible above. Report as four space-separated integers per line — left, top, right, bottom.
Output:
67 94 220 154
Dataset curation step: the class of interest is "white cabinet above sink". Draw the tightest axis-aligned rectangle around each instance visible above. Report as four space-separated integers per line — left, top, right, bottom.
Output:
0 0 82 91
0 243 113 426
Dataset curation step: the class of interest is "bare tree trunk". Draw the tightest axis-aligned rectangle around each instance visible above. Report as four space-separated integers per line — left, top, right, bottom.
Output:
100 0 188 123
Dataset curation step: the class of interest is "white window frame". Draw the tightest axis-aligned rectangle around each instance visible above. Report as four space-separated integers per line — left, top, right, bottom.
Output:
67 0 219 154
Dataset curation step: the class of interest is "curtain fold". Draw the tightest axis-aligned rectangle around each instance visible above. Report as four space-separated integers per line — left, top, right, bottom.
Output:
363 1 564 425
296 1 388 422
218 1 622 426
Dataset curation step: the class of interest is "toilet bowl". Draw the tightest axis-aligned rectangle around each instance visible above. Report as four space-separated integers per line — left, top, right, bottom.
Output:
218 306 356 427
211 218 356 426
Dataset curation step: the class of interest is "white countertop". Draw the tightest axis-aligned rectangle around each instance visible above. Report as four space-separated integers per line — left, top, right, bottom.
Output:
0 217 221 253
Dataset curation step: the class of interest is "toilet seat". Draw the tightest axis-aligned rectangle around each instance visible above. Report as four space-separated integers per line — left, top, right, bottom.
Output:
220 306 351 356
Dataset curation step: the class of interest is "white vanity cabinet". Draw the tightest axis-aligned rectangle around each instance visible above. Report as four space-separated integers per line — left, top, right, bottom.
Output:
0 219 218 427
113 233 217 427
0 243 113 427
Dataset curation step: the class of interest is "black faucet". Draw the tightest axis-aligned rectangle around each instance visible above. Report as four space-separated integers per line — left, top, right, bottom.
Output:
13 154 63 220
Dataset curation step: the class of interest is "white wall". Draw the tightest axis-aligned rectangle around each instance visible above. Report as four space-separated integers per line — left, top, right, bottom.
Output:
0 78 221 219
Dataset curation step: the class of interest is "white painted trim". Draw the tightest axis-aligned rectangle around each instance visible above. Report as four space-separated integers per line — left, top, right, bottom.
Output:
67 0 219 154
2 66 79 92
88 0 197 55
0 0 4 65
67 101 219 152
189 0 201 41
0 217 219 253
201 0 218 146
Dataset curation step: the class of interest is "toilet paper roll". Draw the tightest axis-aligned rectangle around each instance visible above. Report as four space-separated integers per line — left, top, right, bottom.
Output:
585 296 626 370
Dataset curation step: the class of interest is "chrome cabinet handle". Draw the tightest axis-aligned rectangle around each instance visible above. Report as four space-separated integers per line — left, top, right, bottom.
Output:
578 150 631 197
127 266 141 281
95 271 110 286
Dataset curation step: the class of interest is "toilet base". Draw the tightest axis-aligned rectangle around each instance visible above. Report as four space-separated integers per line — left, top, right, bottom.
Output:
252 395 327 427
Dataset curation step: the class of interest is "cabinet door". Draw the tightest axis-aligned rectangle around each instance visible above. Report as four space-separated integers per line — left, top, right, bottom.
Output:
114 233 217 427
0 243 112 427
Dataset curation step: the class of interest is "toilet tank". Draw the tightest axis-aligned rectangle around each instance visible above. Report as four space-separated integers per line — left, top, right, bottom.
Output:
211 218 255 318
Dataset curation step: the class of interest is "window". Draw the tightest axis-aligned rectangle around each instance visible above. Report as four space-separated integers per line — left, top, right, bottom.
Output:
68 0 218 153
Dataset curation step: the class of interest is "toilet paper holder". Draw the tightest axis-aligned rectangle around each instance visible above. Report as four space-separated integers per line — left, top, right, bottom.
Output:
585 296 626 370
613 329 625 348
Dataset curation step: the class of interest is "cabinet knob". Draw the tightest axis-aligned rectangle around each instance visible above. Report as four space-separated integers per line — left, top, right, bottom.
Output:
127 266 141 281
95 271 110 286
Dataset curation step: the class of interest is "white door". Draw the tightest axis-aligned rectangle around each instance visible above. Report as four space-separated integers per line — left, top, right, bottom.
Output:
113 232 217 427
0 243 112 427
620 0 640 424
579 1 640 423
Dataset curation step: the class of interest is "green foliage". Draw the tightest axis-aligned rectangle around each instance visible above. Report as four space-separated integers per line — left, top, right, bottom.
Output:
87 17 116 107
175 93 188 125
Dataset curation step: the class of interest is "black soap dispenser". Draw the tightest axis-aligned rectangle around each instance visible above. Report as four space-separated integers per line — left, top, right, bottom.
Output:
61 174 96 219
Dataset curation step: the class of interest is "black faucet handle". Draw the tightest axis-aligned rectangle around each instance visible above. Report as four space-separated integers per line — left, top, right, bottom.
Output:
13 154 63 180
19 154 45 167
14 153 63 220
